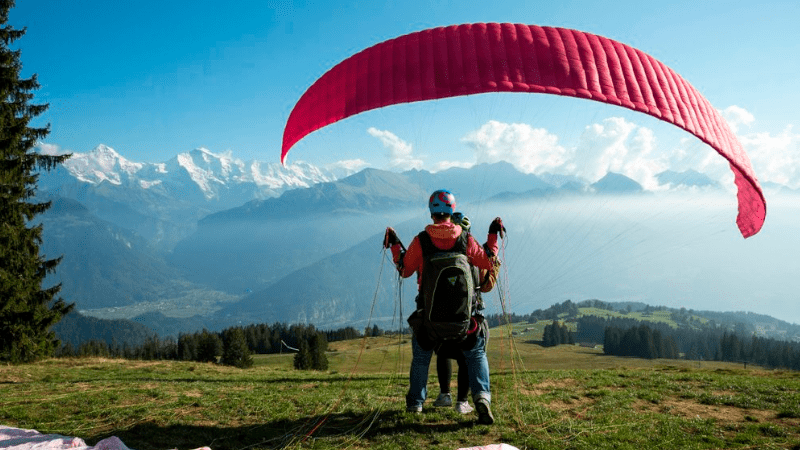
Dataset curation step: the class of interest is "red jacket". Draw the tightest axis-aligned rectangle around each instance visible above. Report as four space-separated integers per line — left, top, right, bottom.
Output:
391 221 498 285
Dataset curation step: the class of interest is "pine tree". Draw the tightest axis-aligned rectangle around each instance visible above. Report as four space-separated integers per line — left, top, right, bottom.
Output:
558 322 570 345
0 0 73 363
177 333 197 361
309 333 328 370
293 337 311 370
221 327 253 369
603 327 621 355
542 322 553 347
196 330 222 363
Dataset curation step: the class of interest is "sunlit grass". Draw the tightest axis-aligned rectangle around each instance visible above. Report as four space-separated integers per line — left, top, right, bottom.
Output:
2 338 799 450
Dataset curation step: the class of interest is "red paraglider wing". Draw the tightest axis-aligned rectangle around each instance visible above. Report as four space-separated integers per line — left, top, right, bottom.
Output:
282 23 765 238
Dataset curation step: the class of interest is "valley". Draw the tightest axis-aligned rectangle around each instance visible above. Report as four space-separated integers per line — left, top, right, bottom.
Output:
35 145 800 340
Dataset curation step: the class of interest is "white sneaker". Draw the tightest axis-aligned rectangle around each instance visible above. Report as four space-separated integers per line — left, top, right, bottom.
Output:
454 401 474 414
433 393 452 407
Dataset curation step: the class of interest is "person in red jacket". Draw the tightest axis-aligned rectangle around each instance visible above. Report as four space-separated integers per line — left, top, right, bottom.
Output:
433 212 500 414
384 189 504 425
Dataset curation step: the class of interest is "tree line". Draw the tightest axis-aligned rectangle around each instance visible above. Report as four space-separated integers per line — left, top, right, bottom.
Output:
484 302 800 370
598 320 800 370
603 324 679 359
53 322 375 370
541 320 574 347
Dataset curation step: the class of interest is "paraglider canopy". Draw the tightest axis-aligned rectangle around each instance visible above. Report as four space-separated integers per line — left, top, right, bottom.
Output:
281 23 765 238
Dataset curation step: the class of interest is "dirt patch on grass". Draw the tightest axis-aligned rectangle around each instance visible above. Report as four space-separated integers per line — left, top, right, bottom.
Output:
519 378 577 397
634 398 774 425
69 382 94 391
545 396 594 416
543 388 595 416
0 375 26 384
711 390 738 397
539 378 577 389
537 378 577 391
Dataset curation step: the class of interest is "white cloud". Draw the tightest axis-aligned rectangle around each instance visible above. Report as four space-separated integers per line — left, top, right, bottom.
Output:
716 105 800 189
367 127 423 170
660 135 731 188
573 117 667 190
663 106 800 190
365 106 800 191
721 105 755 134
37 143 69 156
430 160 474 172
327 158 370 172
740 125 800 189
460 120 568 174
325 158 371 177
461 118 669 190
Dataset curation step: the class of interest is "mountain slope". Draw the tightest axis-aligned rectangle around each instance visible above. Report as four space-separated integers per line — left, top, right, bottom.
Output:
169 166 648 295
39 149 742 332
215 223 421 328
52 312 156 348
37 196 219 310
37 145 336 247
200 168 428 224
404 161 555 203
656 169 719 188
169 169 429 292
591 172 644 194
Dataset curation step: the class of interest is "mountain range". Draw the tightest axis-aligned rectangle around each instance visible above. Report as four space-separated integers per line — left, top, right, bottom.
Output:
35 144 774 337
38 145 339 248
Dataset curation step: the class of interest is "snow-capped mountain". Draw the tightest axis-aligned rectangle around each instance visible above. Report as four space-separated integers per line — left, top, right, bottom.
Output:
44 144 335 200
36 150 750 333
61 144 147 186
36 144 338 248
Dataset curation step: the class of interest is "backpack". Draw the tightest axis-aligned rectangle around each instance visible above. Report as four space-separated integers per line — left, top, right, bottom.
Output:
417 229 476 343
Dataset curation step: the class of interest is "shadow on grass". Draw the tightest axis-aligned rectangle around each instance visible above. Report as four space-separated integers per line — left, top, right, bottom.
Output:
95 409 477 450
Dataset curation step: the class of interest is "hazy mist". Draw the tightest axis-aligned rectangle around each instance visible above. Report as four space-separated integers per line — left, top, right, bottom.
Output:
383 191 800 325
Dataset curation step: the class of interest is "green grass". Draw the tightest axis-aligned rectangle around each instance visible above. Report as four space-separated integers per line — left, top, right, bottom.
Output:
576 307 685 328
2 337 800 450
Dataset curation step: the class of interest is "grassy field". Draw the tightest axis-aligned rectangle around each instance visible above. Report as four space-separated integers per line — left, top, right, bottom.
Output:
2 333 800 450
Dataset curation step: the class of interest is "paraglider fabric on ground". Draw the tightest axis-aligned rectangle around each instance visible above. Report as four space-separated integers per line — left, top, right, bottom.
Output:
0 425 210 450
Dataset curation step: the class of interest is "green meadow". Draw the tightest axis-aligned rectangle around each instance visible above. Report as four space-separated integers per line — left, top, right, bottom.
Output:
2 332 800 450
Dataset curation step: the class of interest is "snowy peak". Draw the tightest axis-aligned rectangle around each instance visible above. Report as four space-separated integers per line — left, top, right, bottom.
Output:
175 148 242 179
251 160 331 189
35 144 340 248
163 147 335 199
168 148 235 197
62 144 145 185
39 143 337 203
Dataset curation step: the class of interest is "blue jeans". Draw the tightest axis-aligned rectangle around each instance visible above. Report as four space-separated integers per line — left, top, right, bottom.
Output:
406 333 491 409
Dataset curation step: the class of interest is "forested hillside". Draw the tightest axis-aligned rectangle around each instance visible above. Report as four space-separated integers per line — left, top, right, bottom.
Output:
483 300 800 370
55 298 800 372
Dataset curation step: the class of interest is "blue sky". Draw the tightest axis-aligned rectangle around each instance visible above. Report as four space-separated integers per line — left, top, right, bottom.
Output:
12 1 800 322
13 0 800 185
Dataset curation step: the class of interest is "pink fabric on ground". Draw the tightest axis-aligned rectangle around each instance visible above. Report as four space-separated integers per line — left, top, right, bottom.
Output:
457 444 520 450
0 426 211 450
